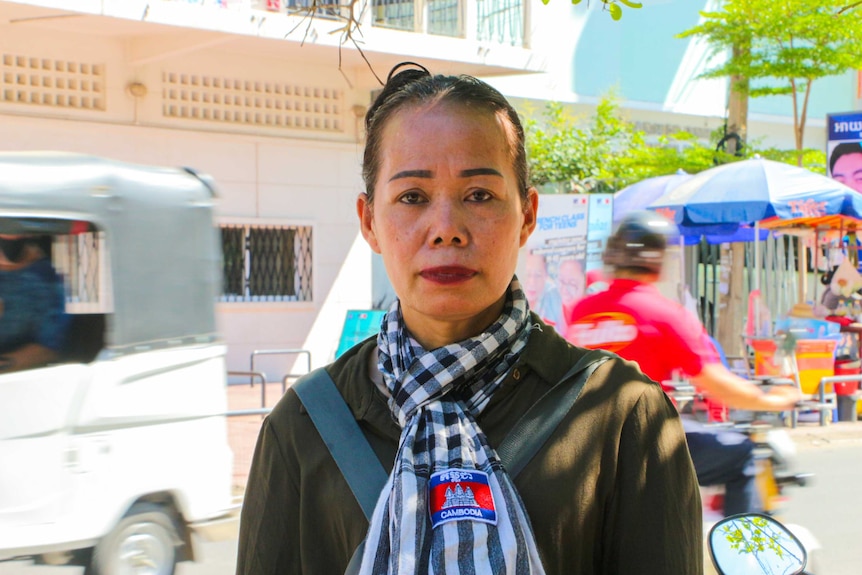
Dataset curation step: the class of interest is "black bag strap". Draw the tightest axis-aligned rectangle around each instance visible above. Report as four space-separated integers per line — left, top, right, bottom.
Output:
294 349 613 574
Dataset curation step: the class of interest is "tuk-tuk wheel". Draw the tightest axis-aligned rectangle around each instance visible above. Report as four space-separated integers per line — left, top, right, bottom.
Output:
88 502 181 575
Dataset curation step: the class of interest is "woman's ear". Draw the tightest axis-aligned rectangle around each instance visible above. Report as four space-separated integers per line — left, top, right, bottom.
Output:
357 193 382 254
520 188 539 247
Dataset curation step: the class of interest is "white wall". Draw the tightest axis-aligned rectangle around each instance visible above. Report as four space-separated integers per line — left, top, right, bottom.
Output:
0 4 380 378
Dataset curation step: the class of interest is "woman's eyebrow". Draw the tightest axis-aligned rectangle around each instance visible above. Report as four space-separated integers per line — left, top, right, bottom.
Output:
460 168 503 178
389 169 432 181
388 168 502 181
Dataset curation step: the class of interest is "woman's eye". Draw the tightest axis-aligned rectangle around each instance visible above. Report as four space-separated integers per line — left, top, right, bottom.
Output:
399 191 425 204
468 189 493 202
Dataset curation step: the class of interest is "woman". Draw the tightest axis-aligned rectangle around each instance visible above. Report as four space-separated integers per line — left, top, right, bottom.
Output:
236 63 702 575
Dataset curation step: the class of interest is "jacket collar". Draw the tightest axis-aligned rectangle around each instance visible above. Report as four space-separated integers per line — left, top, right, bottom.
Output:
333 313 574 435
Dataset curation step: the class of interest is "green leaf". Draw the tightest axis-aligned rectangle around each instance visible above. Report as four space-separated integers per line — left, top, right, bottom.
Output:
676 0 862 158
609 2 623 19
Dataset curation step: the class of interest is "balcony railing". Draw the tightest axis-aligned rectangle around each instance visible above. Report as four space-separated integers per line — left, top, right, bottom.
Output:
167 0 527 47
475 0 523 47
372 0 524 46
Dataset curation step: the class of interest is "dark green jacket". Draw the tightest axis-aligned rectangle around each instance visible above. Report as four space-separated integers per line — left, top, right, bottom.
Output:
236 317 703 574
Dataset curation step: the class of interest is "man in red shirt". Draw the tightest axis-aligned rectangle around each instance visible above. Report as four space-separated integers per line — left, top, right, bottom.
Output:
566 211 800 516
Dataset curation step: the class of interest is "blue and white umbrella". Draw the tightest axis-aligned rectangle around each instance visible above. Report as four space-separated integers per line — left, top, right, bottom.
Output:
614 171 767 244
647 157 862 228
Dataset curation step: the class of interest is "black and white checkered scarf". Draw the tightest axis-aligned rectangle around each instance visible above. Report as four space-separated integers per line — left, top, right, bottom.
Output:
358 277 546 575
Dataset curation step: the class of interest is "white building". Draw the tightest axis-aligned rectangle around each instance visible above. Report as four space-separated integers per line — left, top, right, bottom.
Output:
0 0 543 379
2 0 857 379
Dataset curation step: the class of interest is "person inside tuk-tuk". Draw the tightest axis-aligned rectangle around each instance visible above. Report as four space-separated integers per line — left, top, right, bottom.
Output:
0 233 70 373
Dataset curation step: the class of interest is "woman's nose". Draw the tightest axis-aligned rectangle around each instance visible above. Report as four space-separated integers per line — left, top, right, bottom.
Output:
430 201 467 246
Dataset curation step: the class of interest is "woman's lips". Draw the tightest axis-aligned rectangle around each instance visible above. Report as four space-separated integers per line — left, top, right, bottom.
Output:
420 266 477 284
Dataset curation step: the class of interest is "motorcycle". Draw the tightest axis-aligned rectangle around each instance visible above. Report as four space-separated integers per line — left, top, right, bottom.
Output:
700 418 811 522
708 513 811 575
699 421 824 574
667 381 811 514
667 381 824 573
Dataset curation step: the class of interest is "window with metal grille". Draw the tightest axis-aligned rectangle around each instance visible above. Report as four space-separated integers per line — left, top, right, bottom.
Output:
372 0 415 30
477 0 524 46
52 230 112 313
220 223 313 302
428 0 461 36
286 0 343 19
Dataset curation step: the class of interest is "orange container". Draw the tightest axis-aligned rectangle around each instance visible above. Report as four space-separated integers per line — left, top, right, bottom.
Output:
751 339 837 395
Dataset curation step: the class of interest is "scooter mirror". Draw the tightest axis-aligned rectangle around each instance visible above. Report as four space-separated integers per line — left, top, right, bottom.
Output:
708 513 807 575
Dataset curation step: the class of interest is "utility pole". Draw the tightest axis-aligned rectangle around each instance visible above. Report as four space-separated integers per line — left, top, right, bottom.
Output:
716 43 749 356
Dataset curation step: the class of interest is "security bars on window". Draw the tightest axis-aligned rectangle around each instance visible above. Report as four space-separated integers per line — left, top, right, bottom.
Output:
371 0 462 36
477 0 523 46
53 231 110 313
221 223 313 302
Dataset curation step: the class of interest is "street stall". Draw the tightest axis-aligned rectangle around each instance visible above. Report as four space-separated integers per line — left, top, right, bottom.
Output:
646 157 862 424
760 215 862 422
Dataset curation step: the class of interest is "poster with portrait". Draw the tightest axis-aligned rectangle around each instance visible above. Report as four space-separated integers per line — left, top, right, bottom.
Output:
825 112 862 273
517 194 589 336
826 111 862 194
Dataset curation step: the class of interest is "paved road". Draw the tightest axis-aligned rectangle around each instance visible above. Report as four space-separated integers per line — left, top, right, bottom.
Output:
3 420 862 575
782 422 862 575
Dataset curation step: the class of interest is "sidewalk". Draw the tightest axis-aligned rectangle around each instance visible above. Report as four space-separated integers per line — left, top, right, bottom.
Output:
785 419 862 449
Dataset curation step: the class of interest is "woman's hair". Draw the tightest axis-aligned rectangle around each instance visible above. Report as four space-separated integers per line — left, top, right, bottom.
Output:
362 62 529 204
830 141 862 173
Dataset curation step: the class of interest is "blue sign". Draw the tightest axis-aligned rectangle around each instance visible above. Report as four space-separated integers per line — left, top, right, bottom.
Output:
827 111 862 142
335 309 386 359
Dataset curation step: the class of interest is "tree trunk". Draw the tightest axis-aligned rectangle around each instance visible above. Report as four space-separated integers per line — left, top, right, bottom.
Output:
716 45 749 357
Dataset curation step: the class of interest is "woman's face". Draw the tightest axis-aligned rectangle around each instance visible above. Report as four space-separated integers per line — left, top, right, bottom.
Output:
358 101 537 348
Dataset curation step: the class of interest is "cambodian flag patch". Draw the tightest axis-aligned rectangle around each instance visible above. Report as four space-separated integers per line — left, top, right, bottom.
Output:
428 469 497 529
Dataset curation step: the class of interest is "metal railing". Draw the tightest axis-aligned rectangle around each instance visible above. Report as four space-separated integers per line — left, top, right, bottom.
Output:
370 0 525 46
807 373 862 427
249 348 312 406
226 370 268 407
227 407 273 416
224 348 311 412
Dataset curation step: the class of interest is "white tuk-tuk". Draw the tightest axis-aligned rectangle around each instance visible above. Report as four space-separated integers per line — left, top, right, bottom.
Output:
0 153 236 574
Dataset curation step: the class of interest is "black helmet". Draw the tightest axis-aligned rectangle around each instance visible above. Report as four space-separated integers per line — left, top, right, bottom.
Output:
603 211 679 274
